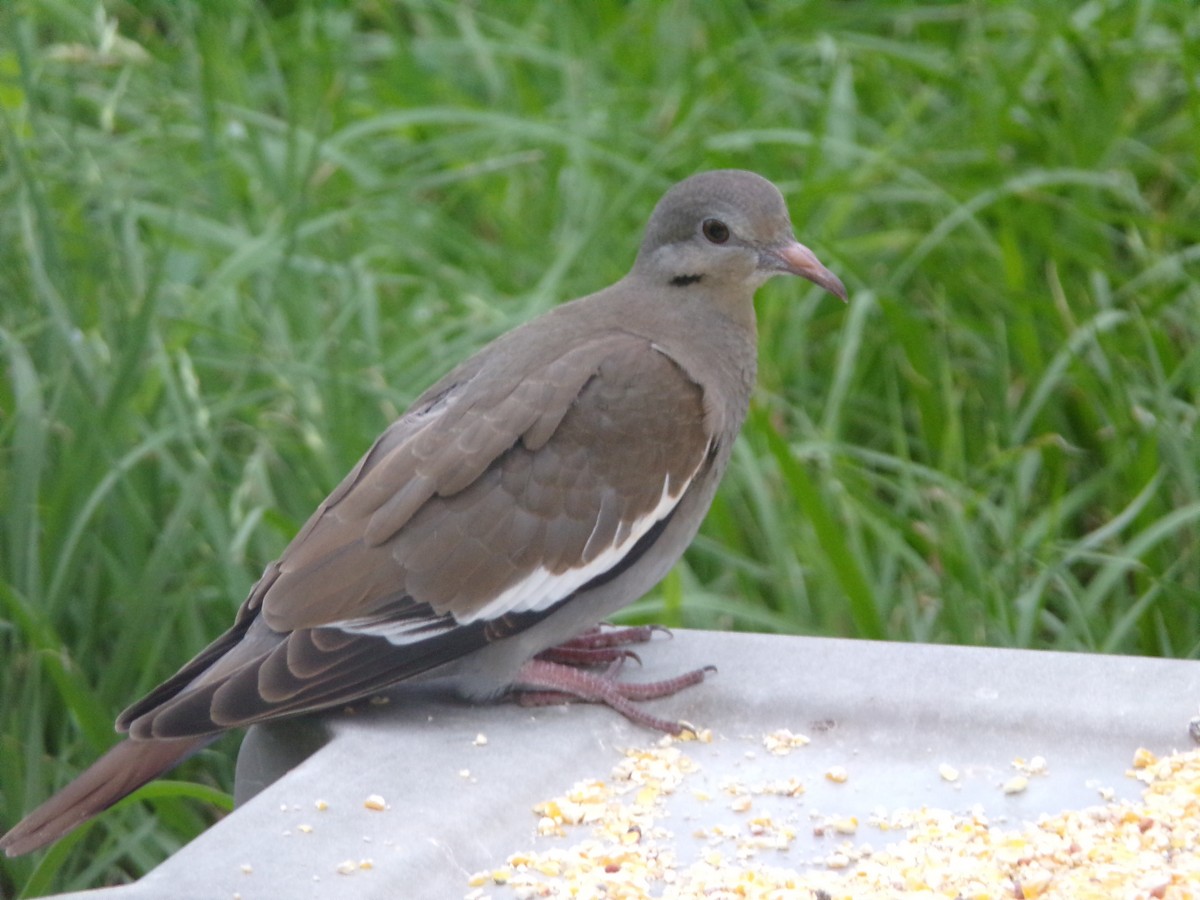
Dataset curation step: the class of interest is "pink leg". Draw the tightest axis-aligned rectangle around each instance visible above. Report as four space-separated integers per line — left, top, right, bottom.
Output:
536 624 668 666
512 657 715 735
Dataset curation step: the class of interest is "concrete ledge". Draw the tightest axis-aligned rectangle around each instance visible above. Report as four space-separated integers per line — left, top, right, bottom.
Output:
46 631 1200 898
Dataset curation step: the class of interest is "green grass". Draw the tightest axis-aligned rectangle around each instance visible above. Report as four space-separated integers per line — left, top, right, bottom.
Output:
1 0 1198 893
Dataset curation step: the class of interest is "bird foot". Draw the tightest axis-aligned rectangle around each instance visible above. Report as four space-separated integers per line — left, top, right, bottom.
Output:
511 653 715 735
534 624 668 666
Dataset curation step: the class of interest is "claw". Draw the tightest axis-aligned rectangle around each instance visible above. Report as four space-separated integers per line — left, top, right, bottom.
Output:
510 657 715 734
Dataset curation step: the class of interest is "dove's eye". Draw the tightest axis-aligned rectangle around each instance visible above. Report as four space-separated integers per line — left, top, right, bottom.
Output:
701 218 730 244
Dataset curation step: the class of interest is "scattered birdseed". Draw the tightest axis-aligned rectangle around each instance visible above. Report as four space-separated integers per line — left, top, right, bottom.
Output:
335 859 357 875
239 863 252 875
1002 774 1030 795
938 762 960 782
825 848 853 869
1132 746 1158 770
474 733 489 746
1013 755 1048 776
757 777 805 798
315 799 329 811
831 816 859 835
296 824 313 834
364 794 389 811
467 738 1200 899
762 728 811 755
824 765 849 784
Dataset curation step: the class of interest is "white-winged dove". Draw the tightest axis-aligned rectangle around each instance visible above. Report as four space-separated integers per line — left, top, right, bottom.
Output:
1 169 845 856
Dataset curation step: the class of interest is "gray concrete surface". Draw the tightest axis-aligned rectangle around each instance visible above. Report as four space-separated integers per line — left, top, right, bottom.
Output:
44 631 1200 898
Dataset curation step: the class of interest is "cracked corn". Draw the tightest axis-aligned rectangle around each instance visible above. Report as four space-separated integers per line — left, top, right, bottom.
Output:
467 741 1200 899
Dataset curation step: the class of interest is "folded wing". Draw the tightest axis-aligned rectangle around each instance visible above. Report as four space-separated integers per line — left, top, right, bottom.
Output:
119 332 713 739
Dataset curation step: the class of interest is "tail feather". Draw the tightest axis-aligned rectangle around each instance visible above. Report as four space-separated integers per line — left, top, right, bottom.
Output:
1 736 210 857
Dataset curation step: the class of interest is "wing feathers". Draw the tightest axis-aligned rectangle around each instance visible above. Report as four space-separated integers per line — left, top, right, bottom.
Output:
362 473 436 547
124 331 713 740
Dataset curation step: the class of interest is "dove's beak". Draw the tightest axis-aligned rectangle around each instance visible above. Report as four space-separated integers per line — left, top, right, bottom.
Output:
771 240 848 302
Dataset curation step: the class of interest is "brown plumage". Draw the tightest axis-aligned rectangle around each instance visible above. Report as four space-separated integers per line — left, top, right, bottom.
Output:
1 169 845 857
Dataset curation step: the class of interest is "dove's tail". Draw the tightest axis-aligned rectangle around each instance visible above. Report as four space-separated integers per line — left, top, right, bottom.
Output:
1 736 211 856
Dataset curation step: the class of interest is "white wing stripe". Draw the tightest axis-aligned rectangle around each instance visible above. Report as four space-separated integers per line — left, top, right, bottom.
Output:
338 447 708 645
456 473 683 625
336 612 457 644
